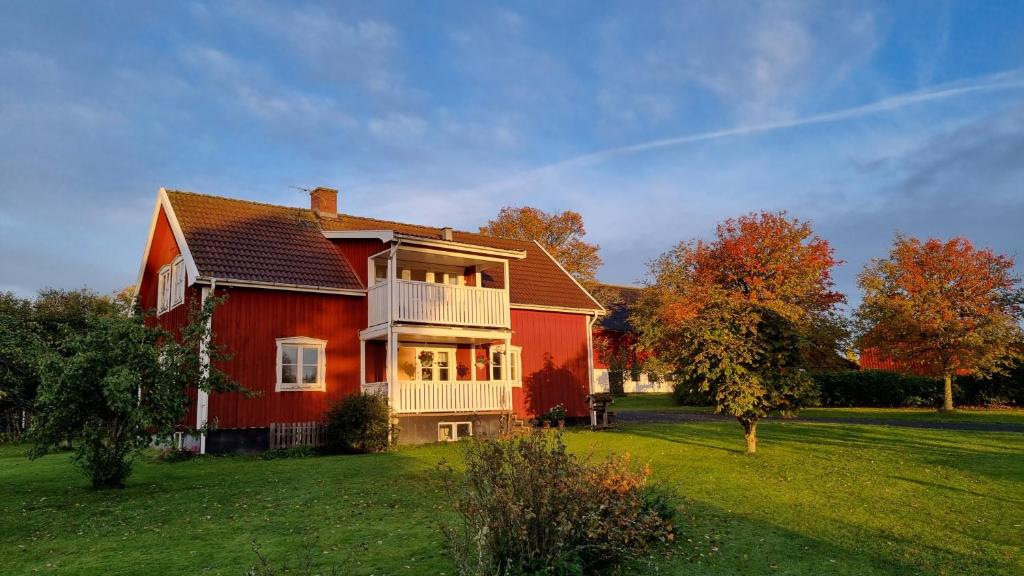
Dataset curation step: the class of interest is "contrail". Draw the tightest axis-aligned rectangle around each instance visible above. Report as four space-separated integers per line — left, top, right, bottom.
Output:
475 68 1024 192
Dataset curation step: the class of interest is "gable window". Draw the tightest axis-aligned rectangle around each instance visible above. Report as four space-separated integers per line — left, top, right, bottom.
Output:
276 337 327 392
156 256 186 315
491 345 522 386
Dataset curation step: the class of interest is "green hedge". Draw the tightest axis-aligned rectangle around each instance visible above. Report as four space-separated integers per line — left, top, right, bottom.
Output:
810 370 939 407
811 368 1024 408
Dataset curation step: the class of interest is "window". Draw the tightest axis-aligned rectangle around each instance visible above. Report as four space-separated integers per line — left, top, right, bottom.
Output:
156 256 185 315
276 337 327 392
417 347 452 381
491 345 522 386
438 421 473 442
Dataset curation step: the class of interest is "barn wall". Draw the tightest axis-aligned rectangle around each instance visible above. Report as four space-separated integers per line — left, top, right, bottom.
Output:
511 309 591 419
207 287 366 428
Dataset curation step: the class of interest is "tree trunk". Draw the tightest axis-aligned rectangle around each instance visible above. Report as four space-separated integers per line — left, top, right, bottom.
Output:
941 372 954 412
740 418 758 454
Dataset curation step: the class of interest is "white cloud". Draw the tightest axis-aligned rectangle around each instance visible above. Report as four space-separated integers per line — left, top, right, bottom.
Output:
368 113 427 143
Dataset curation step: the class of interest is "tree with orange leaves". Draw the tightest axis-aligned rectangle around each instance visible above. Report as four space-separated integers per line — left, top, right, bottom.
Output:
480 206 602 284
856 235 1024 411
633 211 845 453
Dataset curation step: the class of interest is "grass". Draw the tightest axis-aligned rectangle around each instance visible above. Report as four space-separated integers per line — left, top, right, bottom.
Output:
613 393 1024 424
2 421 1023 575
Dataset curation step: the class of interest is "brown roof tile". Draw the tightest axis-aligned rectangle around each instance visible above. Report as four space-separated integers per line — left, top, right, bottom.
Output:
166 191 363 291
165 190 601 310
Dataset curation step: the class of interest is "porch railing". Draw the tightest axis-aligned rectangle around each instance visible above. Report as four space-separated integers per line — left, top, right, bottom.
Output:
361 380 511 414
367 279 509 329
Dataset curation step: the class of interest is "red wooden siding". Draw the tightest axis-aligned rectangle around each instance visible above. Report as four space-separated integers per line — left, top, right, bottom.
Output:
138 205 201 426
330 238 386 287
511 309 591 418
206 287 366 428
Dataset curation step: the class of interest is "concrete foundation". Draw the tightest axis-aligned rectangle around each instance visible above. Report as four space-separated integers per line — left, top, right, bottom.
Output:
396 413 508 445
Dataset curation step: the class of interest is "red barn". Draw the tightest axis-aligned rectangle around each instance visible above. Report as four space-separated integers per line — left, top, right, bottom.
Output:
591 284 669 393
137 187 604 452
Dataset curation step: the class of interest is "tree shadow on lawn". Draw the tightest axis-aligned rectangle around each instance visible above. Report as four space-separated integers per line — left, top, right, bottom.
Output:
648 493 1010 576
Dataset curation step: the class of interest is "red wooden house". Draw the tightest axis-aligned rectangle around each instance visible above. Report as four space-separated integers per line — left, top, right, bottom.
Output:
591 284 669 393
137 187 604 452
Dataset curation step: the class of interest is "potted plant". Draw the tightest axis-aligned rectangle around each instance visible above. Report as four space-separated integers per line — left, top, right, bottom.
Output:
456 363 469 378
418 350 434 367
540 404 566 428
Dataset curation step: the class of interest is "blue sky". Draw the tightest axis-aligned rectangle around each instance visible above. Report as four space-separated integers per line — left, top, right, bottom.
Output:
1 1 1022 309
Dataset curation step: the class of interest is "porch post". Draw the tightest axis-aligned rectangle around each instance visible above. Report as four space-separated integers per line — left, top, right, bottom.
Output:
470 344 476 382
359 339 366 389
503 336 512 410
387 331 398 410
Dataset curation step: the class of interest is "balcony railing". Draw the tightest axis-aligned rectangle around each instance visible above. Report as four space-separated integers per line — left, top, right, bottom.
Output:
360 380 511 414
368 279 510 329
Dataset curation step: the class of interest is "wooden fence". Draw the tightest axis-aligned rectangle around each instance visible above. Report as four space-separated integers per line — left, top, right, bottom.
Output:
269 421 327 450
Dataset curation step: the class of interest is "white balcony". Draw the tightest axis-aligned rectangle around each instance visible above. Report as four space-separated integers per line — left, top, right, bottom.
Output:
361 380 511 414
368 279 510 329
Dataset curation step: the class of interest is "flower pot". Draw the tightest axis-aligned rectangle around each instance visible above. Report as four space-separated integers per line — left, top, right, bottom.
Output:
541 420 551 429
557 419 566 429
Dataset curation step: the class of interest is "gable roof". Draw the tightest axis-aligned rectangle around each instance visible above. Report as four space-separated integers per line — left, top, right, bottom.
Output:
159 190 603 311
595 283 642 331
165 190 363 291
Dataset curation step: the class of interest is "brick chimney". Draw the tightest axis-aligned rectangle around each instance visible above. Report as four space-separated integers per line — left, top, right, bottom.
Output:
310 187 338 218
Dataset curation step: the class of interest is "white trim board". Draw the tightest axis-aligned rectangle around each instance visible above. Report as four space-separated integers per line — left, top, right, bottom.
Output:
193 278 365 297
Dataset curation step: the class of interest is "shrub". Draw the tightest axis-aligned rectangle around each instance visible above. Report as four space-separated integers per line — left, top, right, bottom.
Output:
607 369 625 395
671 381 714 406
260 445 317 460
323 393 395 453
440 432 674 576
810 370 940 407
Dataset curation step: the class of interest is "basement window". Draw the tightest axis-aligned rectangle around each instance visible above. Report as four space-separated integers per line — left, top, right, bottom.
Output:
438 421 473 442
276 337 327 392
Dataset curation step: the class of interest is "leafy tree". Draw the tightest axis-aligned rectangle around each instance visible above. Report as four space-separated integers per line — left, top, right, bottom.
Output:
633 211 844 453
856 235 1024 411
0 293 41 433
479 206 602 284
28 295 242 488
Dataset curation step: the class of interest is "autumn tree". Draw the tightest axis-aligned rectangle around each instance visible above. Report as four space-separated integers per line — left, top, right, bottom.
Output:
856 235 1024 411
480 206 602 284
632 211 845 453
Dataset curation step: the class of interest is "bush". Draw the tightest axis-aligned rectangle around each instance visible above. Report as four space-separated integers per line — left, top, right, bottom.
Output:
672 381 714 406
260 445 317 460
810 370 940 407
323 393 395 453
608 369 625 395
440 432 674 576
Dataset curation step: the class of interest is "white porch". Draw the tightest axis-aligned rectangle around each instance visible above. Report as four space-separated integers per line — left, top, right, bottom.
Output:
359 324 517 415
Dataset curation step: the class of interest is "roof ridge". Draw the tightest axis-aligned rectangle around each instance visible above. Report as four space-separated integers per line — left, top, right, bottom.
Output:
164 189 311 213
597 282 644 290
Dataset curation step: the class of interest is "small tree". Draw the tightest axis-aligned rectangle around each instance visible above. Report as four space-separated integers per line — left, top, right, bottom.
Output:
632 211 844 453
856 235 1024 411
479 206 602 284
0 293 41 435
28 295 242 488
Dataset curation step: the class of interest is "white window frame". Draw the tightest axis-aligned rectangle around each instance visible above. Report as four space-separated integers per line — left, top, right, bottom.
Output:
275 337 327 392
171 257 186 307
156 256 186 316
157 265 170 314
414 345 457 382
438 421 473 442
491 344 523 387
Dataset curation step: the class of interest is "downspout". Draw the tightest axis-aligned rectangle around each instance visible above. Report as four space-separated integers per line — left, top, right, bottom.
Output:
197 277 216 454
386 242 401 414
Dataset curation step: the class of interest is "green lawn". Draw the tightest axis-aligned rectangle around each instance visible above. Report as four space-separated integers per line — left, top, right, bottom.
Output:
2 421 1023 575
613 393 1024 425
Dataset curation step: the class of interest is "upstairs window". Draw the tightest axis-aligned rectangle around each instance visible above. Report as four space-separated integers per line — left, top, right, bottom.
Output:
156 256 186 315
276 337 327 392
